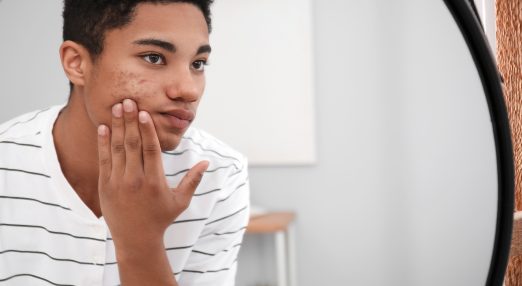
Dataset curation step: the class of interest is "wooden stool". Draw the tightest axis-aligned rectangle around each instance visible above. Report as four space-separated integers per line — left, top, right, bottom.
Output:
247 211 297 286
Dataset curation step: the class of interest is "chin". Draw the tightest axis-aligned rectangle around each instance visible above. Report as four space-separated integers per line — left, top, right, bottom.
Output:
159 134 183 152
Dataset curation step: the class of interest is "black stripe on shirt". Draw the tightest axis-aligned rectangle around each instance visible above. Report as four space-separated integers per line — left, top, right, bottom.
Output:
197 227 247 239
182 268 226 274
0 273 76 286
212 226 247 236
0 167 51 178
165 245 194 251
205 206 248 226
165 164 236 177
192 243 242 256
194 188 221 197
162 148 211 157
165 168 190 177
162 149 190 156
181 136 241 162
173 259 238 276
182 260 238 274
164 147 237 158
0 140 41 148
191 249 216 256
0 249 104 266
0 108 50 136
172 217 208 225
0 223 105 242
206 164 237 173
163 148 243 172
0 195 71 210
216 181 248 204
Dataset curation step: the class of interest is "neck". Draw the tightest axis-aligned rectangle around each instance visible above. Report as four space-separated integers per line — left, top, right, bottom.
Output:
53 90 102 217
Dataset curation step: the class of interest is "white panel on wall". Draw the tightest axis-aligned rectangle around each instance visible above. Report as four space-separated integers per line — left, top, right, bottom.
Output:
195 0 316 166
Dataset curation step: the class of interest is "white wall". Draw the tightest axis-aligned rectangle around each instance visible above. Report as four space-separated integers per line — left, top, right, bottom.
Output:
0 0 67 118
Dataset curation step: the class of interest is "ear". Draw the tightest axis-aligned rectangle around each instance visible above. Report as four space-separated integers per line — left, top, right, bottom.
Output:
59 40 92 88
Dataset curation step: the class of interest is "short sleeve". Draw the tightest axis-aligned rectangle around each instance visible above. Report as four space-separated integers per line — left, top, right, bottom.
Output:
177 156 250 286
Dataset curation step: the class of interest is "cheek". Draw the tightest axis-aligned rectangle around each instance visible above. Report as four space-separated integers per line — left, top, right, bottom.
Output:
87 71 158 126
110 71 159 103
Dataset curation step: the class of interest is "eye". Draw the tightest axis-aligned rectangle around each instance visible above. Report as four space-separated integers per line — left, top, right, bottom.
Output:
142 53 165 65
192 60 208 72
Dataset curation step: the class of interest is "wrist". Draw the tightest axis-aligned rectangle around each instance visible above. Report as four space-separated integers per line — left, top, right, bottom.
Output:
114 238 177 286
114 236 166 263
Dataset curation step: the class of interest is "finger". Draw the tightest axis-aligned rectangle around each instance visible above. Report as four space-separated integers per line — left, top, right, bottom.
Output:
97 124 111 183
111 103 125 177
138 111 164 176
122 99 143 175
175 161 210 198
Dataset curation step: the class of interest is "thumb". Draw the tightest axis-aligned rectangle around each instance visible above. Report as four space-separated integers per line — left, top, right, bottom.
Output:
175 160 209 198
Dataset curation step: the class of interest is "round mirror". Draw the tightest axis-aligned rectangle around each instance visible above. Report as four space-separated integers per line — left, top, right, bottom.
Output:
231 1 513 285
0 1 513 285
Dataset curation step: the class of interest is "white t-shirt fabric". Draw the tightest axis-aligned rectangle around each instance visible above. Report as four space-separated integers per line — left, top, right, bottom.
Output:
0 105 250 286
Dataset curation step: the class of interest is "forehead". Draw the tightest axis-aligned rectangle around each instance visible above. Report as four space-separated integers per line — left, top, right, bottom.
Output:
105 2 209 48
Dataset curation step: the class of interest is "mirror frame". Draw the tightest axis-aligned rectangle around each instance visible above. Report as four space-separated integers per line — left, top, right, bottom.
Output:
443 1 514 285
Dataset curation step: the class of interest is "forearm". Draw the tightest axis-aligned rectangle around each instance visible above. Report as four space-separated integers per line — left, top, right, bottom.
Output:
115 239 177 286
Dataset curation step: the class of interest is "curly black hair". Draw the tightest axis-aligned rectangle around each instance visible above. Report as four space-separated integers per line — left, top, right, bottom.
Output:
63 0 214 58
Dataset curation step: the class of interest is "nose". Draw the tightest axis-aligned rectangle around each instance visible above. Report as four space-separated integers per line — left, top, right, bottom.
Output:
165 67 201 103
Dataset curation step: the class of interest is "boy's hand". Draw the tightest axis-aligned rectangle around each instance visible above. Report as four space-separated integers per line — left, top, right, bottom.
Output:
96 98 208 249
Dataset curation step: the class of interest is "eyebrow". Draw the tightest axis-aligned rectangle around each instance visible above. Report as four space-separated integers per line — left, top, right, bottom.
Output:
132 38 212 55
196 44 212 55
133 38 176 52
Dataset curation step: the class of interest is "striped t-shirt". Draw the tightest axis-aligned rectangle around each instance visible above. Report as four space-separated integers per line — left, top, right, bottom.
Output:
0 105 250 286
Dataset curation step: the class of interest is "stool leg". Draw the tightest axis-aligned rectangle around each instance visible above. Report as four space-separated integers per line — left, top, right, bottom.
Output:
287 224 297 286
275 231 287 286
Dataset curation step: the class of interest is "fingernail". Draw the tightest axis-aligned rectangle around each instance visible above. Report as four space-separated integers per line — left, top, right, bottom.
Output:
139 111 149 123
98 125 107 136
123 99 134 112
112 104 122 118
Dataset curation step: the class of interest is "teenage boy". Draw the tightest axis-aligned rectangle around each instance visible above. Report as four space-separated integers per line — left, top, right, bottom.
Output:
0 1 250 285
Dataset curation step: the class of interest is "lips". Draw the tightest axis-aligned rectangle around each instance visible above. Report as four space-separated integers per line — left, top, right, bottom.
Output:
160 109 195 130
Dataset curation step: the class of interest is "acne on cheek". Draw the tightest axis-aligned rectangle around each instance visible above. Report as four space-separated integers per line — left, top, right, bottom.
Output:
110 71 157 103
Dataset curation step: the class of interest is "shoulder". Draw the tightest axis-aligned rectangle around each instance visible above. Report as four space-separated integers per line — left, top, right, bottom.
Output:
183 127 246 164
163 127 250 222
0 106 58 141
161 127 249 198
0 106 60 182
164 127 248 171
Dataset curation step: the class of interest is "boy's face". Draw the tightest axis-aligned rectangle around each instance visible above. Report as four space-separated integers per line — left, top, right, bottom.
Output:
81 3 210 150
